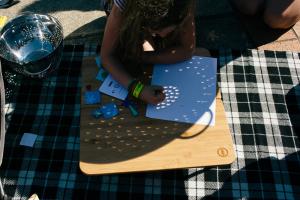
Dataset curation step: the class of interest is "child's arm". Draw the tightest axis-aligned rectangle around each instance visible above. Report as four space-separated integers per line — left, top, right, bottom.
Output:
100 5 133 89
141 12 196 64
100 5 165 105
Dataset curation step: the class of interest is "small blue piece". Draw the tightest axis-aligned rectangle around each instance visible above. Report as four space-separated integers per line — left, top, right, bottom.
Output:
95 56 102 68
128 105 139 117
92 108 103 119
84 91 101 105
95 56 108 81
100 103 119 119
122 99 139 117
96 69 108 81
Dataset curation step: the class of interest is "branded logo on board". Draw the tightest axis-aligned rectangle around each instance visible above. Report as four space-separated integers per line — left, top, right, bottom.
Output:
217 147 229 157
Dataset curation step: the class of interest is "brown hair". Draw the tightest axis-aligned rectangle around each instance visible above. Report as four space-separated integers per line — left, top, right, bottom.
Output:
117 0 194 76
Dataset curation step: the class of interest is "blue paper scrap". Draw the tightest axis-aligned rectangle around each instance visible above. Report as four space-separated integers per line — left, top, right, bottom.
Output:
20 133 38 147
95 56 102 68
101 103 119 119
84 91 101 105
95 56 108 81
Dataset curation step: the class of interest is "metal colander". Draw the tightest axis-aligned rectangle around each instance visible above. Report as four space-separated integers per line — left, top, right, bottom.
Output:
0 13 64 78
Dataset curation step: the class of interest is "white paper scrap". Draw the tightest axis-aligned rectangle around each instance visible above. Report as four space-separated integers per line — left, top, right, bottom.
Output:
20 133 38 147
99 75 128 100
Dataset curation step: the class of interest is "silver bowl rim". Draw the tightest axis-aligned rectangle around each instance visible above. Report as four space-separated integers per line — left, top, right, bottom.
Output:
0 12 63 35
0 12 64 63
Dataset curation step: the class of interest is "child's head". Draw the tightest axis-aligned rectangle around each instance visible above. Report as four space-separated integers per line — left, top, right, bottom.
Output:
118 0 194 71
140 0 192 32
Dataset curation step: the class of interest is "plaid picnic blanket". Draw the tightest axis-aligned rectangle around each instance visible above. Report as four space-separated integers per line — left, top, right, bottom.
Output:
0 44 299 200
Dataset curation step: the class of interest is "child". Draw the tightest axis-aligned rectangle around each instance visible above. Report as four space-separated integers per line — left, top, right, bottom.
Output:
100 0 209 105
230 0 300 29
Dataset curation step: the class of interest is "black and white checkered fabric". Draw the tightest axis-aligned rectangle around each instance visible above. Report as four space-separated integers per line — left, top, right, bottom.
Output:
0 45 299 199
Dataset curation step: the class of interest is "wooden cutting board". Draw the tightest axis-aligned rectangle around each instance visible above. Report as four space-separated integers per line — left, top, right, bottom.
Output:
79 56 235 175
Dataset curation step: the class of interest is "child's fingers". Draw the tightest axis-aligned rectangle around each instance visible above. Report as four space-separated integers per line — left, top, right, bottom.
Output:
148 85 165 104
155 92 165 102
151 85 164 96
152 85 164 92
153 92 165 103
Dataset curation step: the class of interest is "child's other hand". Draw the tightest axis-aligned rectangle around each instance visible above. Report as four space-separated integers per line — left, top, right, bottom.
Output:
139 85 166 105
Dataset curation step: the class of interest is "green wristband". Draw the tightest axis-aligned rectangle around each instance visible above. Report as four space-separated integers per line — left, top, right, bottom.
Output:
133 82 144 98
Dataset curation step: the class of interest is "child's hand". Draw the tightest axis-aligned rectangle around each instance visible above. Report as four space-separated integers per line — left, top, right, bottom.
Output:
139 85 166 105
